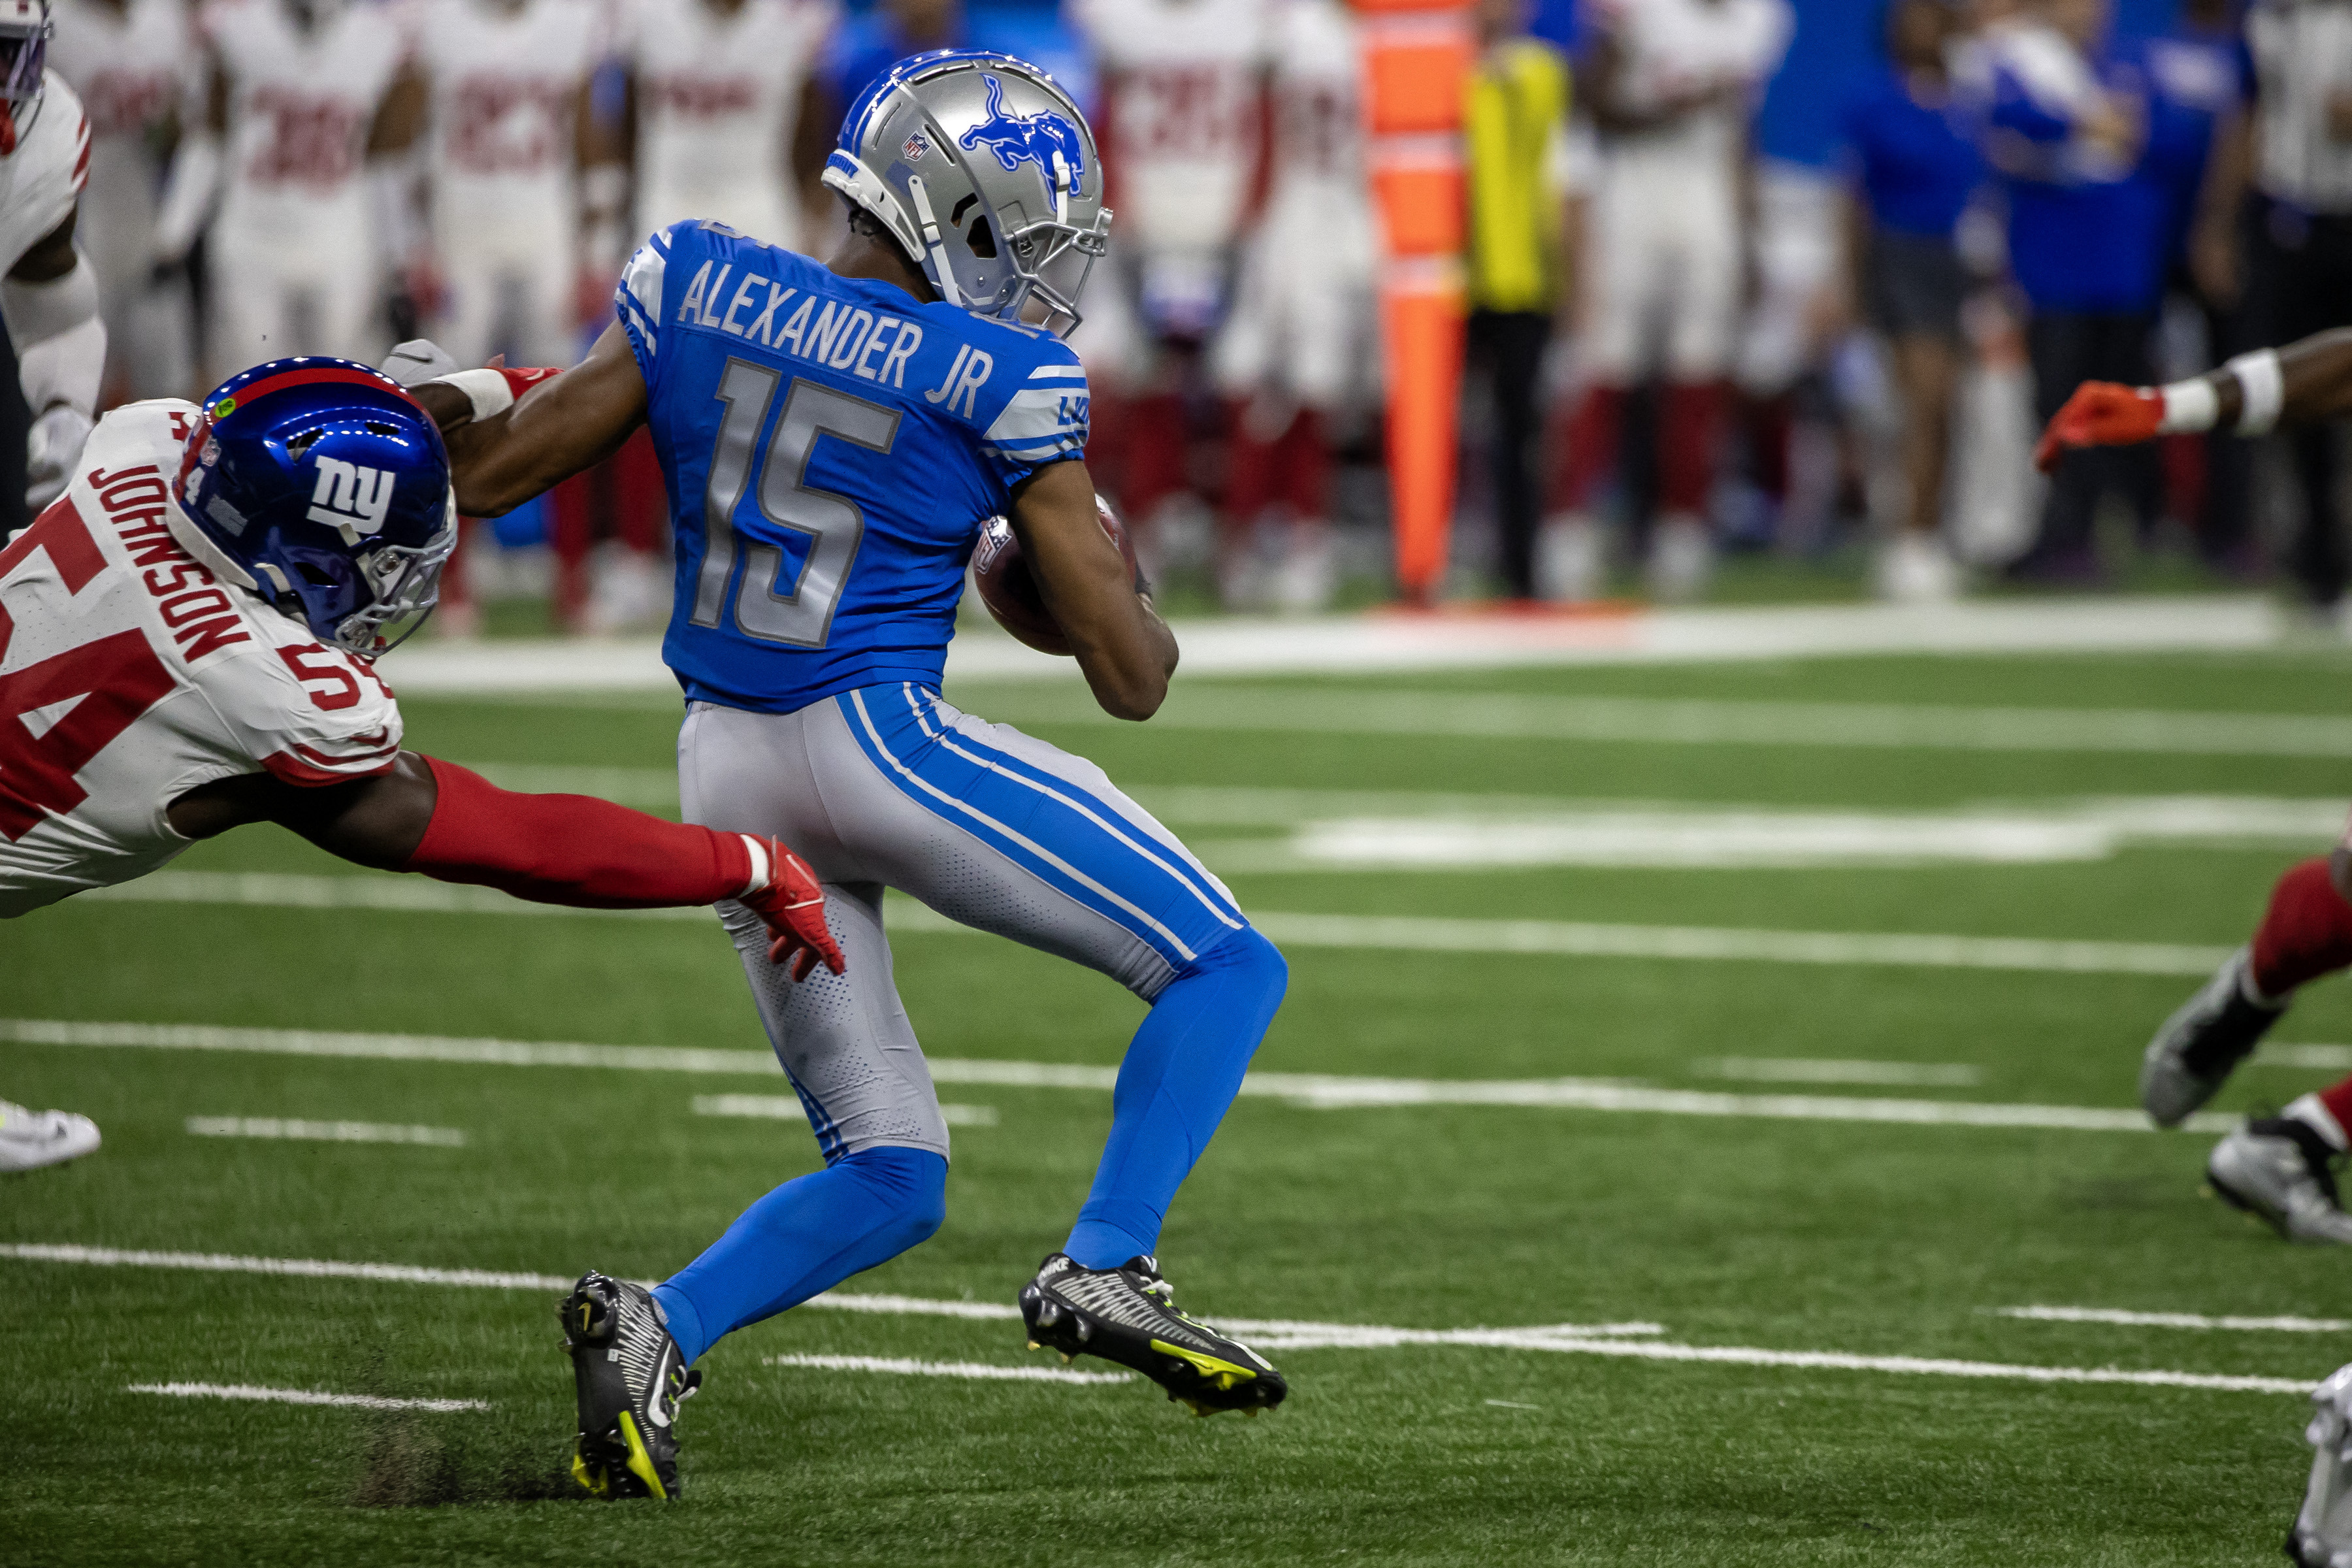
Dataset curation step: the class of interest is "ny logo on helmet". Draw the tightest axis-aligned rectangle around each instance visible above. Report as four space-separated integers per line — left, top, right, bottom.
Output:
307 457 395 546
957 74 1085 197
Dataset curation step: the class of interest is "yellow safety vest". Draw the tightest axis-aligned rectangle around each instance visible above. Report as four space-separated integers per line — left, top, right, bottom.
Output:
1465 39 1570 314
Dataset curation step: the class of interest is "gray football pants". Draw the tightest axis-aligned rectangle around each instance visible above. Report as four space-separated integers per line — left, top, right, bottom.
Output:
680 683 1252 1164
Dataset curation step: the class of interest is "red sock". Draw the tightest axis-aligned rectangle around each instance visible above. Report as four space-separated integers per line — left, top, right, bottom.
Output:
1120 391 1189 520
2250 857 2352 998
1224 398 1279 525
613 428 666 553
1280 406 1331 519
2316 1077 2352 1143
441 519 475 608
1552 385 1625 514
547 468 596 630
1659 381 1725 515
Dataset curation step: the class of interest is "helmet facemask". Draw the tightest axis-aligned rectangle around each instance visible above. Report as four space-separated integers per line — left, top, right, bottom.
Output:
0 0 49 112
333 502 457 657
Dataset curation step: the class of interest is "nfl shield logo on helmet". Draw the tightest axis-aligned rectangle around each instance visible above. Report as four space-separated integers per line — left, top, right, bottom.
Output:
902 131 931 162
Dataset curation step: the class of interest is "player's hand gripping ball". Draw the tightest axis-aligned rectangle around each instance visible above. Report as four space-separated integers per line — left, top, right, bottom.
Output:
972 494 1145 656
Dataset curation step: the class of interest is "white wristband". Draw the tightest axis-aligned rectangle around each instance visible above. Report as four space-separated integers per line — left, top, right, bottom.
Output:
2156 379 2219 434
738 834 770 898
2227 348 2285 436
424 367 515 423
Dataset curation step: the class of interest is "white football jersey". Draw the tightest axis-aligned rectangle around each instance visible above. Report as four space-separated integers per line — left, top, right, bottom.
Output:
1264 0 1361 208
1070 0 1272 253
51 0 194 265
619 0 836 252
202 0 414 238
416 0 606 258
1590 0 1789 172
0 74 91 275
0 401 403 919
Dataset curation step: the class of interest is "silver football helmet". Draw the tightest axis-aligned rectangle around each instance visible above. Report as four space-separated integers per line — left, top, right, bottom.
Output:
822 50 1111 337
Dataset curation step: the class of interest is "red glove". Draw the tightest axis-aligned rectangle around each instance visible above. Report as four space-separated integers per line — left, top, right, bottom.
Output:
2034 382 2164 472
483 354 563 402
738 837 846 981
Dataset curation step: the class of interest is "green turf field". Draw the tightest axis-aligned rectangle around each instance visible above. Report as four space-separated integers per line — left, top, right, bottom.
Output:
13 644 2352 1565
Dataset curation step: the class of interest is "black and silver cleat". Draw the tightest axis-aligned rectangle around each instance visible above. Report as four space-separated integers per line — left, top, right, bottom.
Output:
559 1269 701 1499
1019 1252 1287 1416
2142 945 2285 1127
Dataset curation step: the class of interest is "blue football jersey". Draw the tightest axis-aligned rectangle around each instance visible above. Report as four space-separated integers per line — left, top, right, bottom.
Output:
614 220 1089 712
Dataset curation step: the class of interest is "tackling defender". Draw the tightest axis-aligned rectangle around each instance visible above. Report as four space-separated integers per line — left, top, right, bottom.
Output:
415 50 1293 1501
2040 332 2352 1245
0 359 847 1054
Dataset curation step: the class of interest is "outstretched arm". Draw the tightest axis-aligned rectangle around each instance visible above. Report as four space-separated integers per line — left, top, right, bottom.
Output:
1009 458 1176 721
165 754 844 977
413 322 649 515
2036 330 2352 470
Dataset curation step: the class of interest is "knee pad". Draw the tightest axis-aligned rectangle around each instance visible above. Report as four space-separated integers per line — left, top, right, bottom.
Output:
839 1145 948 1249
1190 924 1289 1002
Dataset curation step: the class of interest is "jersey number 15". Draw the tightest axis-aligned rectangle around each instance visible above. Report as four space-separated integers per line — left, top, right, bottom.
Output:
691 362 902 648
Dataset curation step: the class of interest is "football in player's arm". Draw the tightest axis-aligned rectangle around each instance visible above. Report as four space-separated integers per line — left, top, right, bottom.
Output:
412 282 1179 722
2035 329 2352 471
0 360 844 981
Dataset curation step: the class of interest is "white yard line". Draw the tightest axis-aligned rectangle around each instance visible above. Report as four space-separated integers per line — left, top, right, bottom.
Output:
695 1094 997 1128
2261 1045 2352 1070
1995 1306 2352 1333
126 1382 487 1412
763 1354 1132 1384
968 684 2352 760
384 597 2290 695
1690 1059 1984 1088
448 772 2352 849
186 1117 466 1147
7 1241 2310 1397
3 1020 2234 1134
67 875 2236 978
1474 1339 2313 1396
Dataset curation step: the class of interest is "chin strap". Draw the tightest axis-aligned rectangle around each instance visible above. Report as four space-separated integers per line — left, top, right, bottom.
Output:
906 175 962 307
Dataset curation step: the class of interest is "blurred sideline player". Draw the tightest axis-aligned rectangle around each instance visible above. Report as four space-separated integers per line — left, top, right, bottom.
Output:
819 0 963 154
0 0 109 1170
1460 0 1571 602
2042 329 2352 1244
0 358 841 1172
51 0 197 407
1206 0 1369 613
555 0 836 635
152 0 422 374
418 51 1292 1496
1551 0 1789 602
1068 0 1270 602
1836 0 1982 604
406 0 604 635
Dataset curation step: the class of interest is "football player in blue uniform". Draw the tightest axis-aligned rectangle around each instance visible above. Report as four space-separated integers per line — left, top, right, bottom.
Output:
408 50 1293 1498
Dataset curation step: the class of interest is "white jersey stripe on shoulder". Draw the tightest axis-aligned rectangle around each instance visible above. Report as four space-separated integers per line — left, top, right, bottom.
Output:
845 689 1200 963
618 240 668 355
900 685 1245 933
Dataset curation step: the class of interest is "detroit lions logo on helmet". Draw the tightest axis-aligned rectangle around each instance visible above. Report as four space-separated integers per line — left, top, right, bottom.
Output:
958 74 1086 196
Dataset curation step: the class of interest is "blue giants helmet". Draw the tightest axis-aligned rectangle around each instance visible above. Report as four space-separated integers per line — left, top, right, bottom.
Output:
822 50 1110 336
172 357 457 657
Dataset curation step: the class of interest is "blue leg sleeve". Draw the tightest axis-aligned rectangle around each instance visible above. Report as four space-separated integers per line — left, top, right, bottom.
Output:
653 1145 947 1365
1064 926 1288 1269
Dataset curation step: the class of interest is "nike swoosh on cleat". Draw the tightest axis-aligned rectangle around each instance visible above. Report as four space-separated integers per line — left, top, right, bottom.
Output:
646 1340 675 1429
